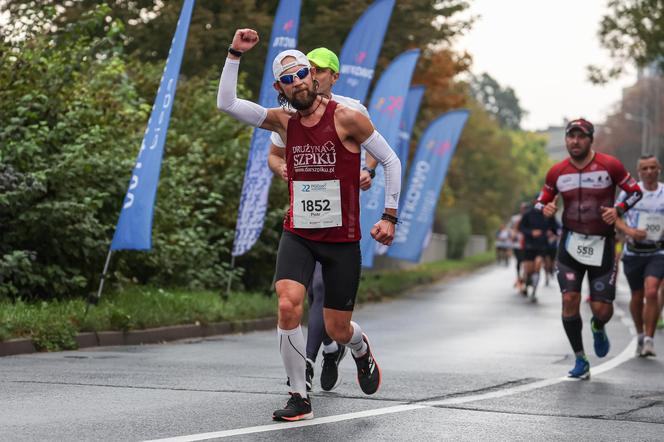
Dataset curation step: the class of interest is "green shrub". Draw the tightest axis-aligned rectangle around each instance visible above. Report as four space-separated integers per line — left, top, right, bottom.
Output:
31 318 78 352
445 210 472 259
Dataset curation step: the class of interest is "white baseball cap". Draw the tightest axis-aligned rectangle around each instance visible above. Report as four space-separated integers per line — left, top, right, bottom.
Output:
272 49 311 81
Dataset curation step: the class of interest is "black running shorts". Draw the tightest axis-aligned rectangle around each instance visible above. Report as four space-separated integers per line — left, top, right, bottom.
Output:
556 229 617 303
523 247 547 261
622 254 664 291
274 230 361 311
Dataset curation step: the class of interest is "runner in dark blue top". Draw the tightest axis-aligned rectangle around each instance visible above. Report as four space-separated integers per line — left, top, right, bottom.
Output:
518 204 559 301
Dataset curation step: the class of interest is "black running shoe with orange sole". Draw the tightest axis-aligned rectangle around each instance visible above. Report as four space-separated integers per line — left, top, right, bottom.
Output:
272 393 313 422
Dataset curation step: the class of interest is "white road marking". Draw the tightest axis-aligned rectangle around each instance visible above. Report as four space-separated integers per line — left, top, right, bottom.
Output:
145 306 637 442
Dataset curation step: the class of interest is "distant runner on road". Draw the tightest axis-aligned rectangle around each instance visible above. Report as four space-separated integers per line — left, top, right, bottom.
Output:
535 118 642 379
518 202 558 302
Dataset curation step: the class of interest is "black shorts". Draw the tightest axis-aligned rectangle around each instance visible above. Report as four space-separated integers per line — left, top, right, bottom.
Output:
523 247 547 261
622 254 664 291
556 230 617 303
274 230 361 311
546 246 557 259
514 249 524 263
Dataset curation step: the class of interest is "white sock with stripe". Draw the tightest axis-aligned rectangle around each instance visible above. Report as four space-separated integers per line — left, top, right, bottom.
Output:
346 321 367 358
278 326 307 398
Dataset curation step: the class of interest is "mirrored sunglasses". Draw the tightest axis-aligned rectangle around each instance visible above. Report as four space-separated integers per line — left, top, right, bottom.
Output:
279 67 310 85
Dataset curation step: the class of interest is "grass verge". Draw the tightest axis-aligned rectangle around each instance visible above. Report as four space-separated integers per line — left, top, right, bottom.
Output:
0 251 494 351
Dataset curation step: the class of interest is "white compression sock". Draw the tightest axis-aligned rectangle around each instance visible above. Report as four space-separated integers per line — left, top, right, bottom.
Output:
278 326 307 397
532 272 540 289
346 321 367 358
322 341 339 354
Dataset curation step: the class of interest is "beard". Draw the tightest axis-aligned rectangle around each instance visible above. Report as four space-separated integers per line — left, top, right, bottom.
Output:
568 144 591 161
288 86 318 110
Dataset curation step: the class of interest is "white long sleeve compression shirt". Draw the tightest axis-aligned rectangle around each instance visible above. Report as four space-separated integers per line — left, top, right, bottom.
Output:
216 58 267 127
361 130 401 209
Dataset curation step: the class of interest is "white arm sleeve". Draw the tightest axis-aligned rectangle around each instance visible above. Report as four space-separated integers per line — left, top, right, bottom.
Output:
361 130 401 209
270 130 286 148
216 58 268 127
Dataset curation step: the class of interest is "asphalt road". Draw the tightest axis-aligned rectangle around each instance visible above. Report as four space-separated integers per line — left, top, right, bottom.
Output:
1 262 663 441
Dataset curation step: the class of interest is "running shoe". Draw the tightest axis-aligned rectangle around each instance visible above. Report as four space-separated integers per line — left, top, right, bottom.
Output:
320 345 347 391
636 336 644 357
641 339 656 357
353 334 381 395
529 285 538 303
285 358 314 392
272 392 313 422
567 355 590 379
591 320 610 358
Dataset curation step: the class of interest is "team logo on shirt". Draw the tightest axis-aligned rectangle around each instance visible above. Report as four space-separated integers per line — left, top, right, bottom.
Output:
292 141 337 173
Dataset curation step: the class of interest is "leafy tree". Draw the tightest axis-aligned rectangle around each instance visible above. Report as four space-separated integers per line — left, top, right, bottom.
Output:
469 72 525 130
2 0 474 100
0 5 287 299
588 0 664 83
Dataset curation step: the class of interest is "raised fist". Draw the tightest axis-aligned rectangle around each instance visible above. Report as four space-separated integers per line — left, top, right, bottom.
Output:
231 29 259 53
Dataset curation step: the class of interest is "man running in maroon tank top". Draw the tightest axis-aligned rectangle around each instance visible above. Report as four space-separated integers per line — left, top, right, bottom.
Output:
535 118 642 379
217 29 401 421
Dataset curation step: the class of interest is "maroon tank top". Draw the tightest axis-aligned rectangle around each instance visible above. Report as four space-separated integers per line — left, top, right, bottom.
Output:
284 100 361 242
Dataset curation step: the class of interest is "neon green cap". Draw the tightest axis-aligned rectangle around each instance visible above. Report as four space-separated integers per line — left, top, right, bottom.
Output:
306 47 340 73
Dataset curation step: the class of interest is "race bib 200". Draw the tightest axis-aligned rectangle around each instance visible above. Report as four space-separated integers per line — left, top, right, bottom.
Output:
637 213 664 242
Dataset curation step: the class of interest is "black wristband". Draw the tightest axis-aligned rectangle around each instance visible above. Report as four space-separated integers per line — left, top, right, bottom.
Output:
228 46 243 57
614 205 625 217
362 166 376 179
381 213 399 224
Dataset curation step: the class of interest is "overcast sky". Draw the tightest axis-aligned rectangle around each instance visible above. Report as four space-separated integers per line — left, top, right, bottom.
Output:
456 0 636 131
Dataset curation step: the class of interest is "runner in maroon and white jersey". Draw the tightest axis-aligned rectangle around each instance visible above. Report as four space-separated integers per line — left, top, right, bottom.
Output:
535 118 642 379
217 29 401 422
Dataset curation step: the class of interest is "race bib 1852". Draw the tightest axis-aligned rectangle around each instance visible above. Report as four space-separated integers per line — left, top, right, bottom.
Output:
565 232 605 267
292 179 342 229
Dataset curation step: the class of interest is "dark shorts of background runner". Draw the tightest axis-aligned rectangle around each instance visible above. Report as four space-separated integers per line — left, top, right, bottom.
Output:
274 230 361 311
556 229 617 303
523 247 547 261
546 245 557 259
513 249 524 263
622 254 664 291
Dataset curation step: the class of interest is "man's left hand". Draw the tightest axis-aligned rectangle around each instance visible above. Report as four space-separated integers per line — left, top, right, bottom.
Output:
600 206 619 225
359 170 372 191
371 219 395 245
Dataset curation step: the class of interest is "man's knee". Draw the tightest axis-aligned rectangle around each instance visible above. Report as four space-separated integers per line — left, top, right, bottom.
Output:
276 282 305 325
645 278 661 301
562 292 581 315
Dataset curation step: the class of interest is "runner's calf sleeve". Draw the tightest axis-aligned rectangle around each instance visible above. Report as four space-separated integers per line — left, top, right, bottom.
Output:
360 130 401 209
531 273 540 289
345 321 368 357
562 315 584 355
277 326 308 397
217 58 268 127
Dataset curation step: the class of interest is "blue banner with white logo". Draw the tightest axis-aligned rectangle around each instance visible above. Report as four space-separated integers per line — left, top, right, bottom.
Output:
111 0 194 250
335 0 395 103
231 0 302 257
359 49 420 267
387 110 470 262
397 85 425 181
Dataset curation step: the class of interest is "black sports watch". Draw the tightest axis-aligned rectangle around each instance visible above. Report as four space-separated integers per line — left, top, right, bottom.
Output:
362 166 376 179
228 46 243 57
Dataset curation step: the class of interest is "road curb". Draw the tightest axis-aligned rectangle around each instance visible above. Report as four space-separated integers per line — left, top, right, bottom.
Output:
0 317 277 357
